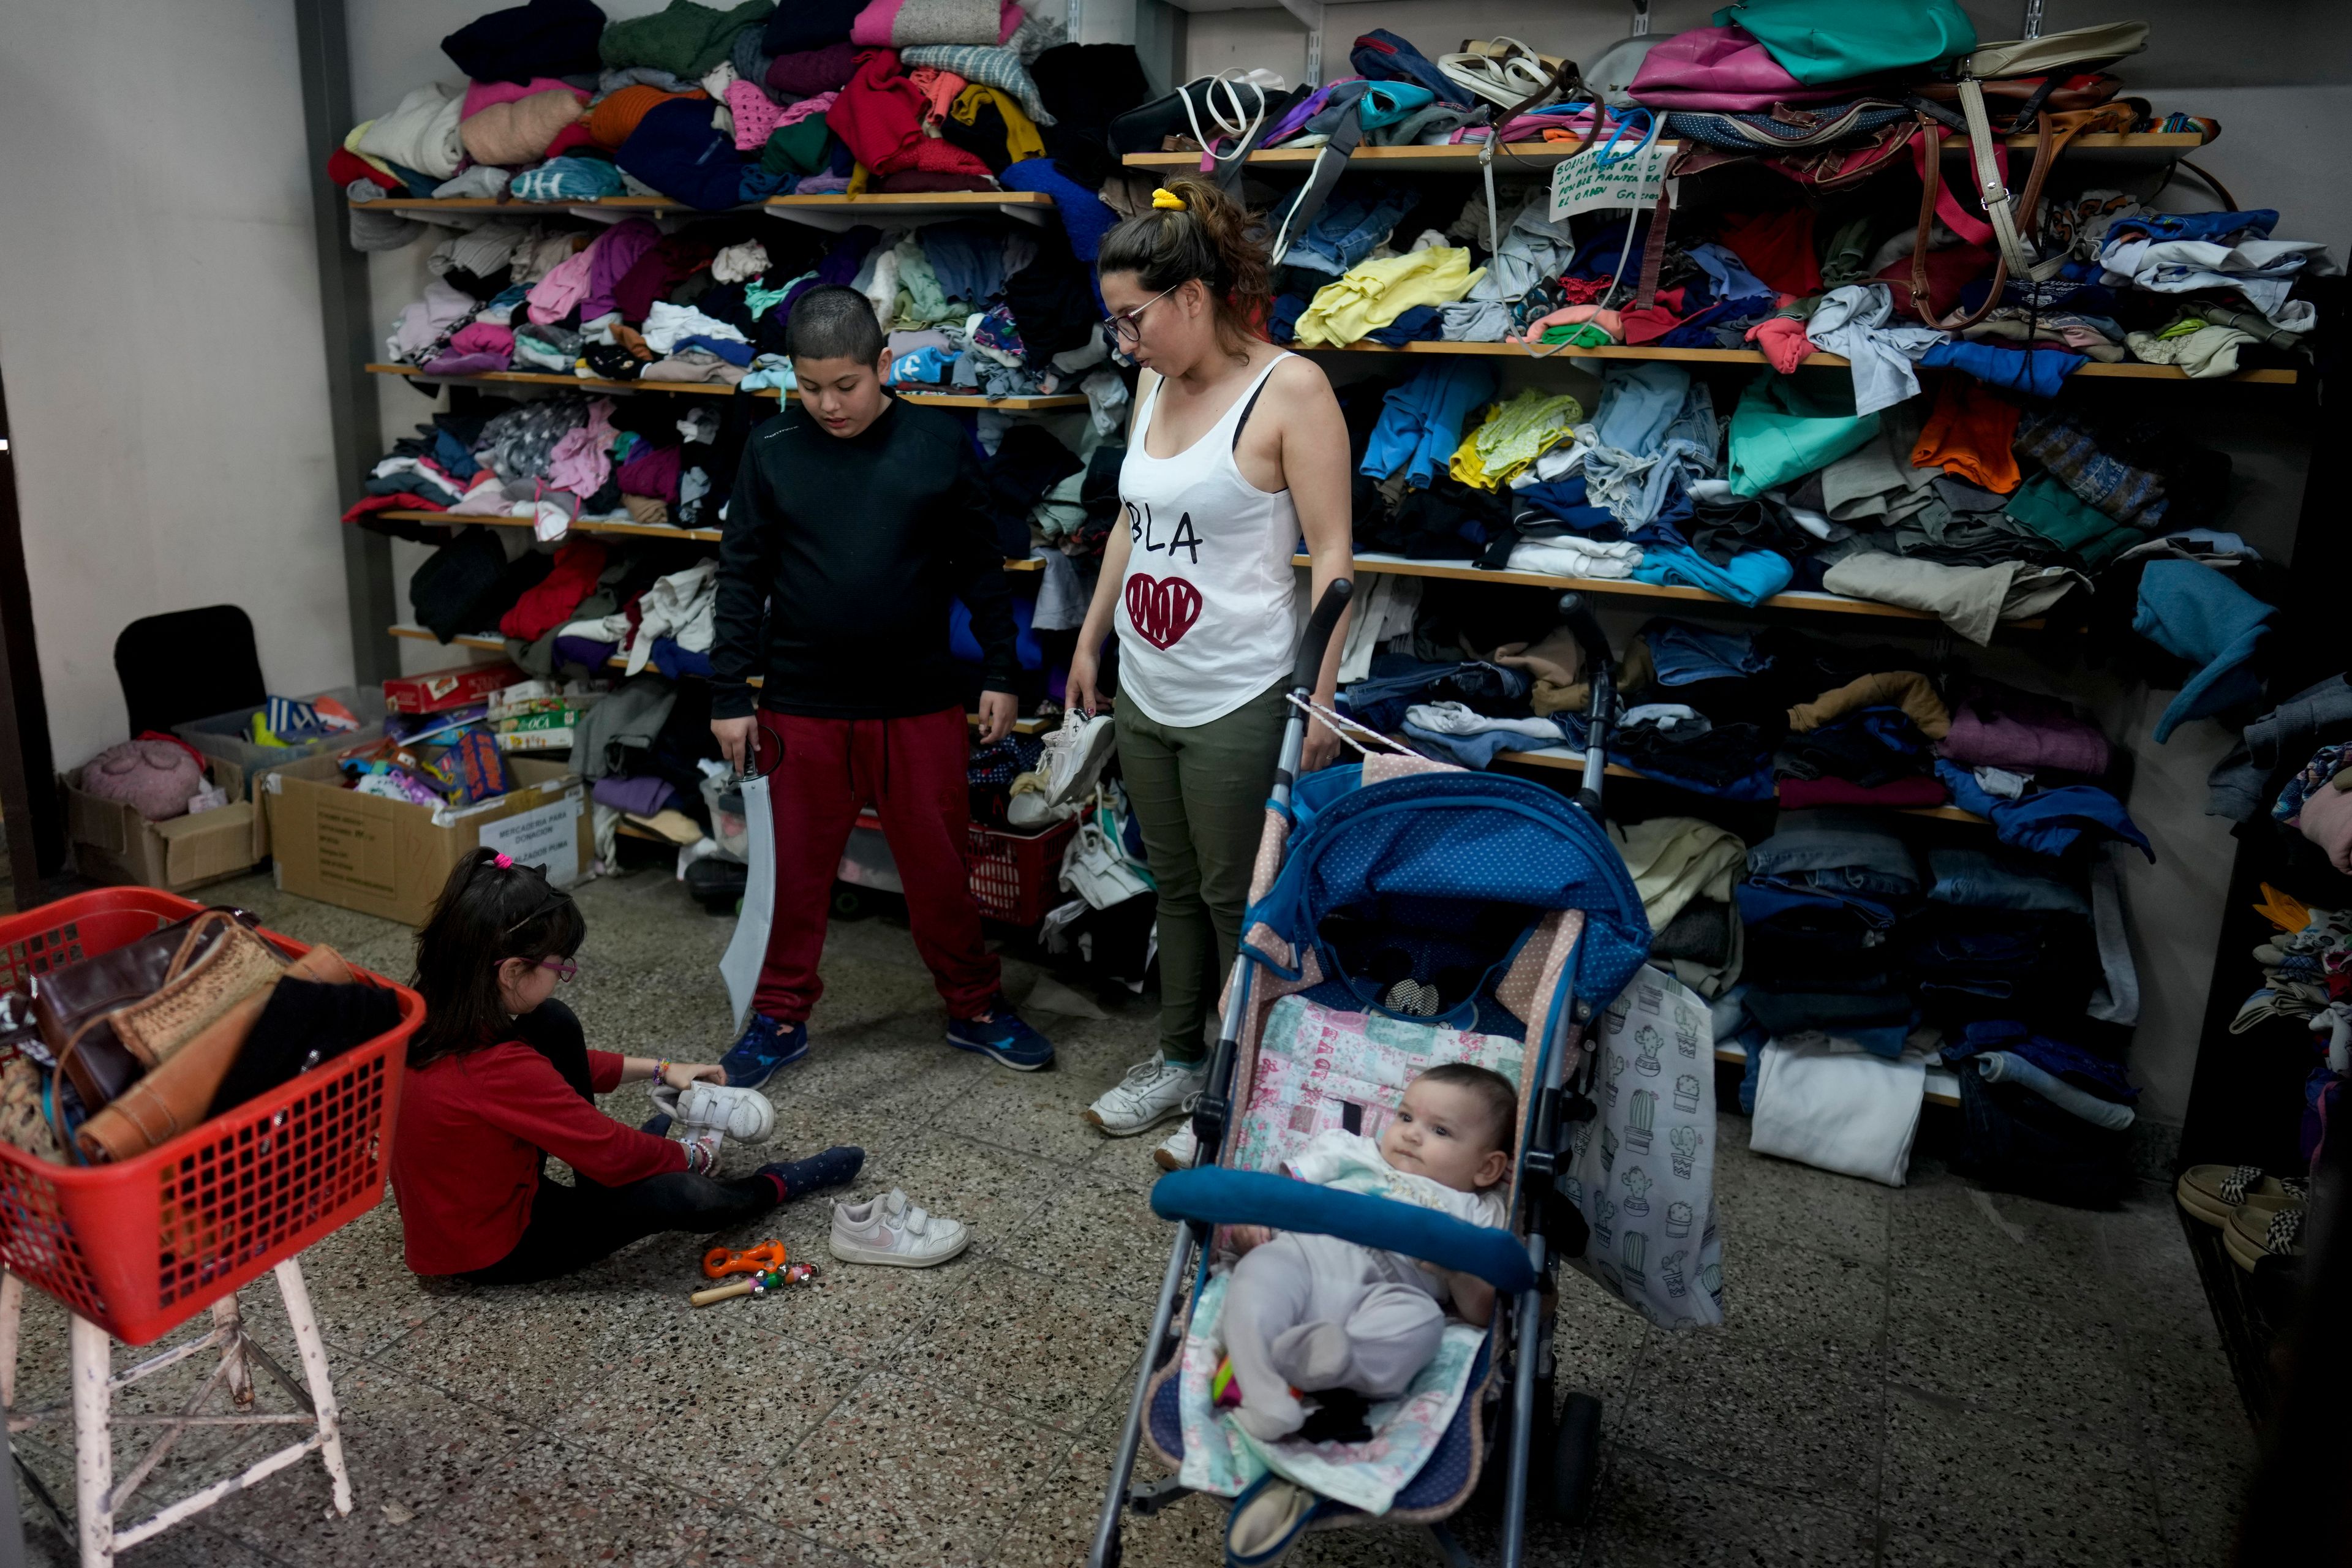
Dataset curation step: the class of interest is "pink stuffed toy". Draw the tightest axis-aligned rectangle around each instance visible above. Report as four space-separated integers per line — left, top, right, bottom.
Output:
80 740 205 821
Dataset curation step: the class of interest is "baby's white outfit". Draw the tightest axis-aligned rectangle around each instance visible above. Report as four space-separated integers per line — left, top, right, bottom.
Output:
1221 1130 1508 1442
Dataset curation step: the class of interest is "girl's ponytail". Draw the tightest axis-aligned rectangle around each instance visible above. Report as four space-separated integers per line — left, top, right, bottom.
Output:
1097 173 1272 355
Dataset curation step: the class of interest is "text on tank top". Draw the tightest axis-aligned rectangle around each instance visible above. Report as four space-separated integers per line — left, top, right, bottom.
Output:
1114 354 1305 728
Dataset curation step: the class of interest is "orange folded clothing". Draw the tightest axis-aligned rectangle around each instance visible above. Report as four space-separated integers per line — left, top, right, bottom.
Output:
1910 375 2021 494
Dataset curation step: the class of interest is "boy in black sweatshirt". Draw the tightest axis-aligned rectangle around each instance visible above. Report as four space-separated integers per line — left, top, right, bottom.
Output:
709 286 1052 1082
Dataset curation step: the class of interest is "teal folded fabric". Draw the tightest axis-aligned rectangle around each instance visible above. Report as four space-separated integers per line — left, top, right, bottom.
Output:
1726 375 1879 497
2005 473 2111 552
1711 0 1975 85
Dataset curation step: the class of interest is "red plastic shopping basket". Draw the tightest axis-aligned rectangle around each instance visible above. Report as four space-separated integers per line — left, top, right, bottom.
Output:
0 889 420 1344
966 818 1077 927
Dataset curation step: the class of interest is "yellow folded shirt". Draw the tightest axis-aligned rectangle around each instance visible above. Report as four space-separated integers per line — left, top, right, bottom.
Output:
1295 247 1486 349
951 85 1045 166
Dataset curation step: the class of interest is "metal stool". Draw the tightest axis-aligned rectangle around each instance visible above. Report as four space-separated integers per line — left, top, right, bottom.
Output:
0 1262 352 1566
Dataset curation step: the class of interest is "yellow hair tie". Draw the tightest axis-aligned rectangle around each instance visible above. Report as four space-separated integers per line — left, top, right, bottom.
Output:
1151 187 1189 211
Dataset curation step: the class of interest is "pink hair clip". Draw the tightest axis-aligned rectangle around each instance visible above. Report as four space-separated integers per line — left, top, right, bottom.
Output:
493 853 514 869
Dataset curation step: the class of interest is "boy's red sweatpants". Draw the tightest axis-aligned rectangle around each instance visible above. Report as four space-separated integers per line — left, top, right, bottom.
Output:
752 706 1000 1023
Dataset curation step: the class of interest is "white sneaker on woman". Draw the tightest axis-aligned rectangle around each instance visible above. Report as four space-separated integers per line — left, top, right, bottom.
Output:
829 1189 971 1267
1085 1056 1208 1137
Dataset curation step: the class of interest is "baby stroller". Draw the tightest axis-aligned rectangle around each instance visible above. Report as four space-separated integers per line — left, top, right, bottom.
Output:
1087 584 1653 1567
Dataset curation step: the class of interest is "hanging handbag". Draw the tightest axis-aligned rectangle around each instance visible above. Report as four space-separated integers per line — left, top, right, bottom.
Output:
30 907 280 1116
1901 22 2150 324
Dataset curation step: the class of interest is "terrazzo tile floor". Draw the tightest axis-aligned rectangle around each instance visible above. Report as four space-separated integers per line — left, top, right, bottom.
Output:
9 866 2254 1567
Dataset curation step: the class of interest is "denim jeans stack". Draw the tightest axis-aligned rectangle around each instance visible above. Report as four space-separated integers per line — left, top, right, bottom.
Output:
1907 846 2100 1025
1940 1019 2141 1205
1733 810 1922 1057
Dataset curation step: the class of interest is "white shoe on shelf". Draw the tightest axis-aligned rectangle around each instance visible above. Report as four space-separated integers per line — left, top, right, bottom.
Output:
1085 1056 1208 1137
829 1189 971 1268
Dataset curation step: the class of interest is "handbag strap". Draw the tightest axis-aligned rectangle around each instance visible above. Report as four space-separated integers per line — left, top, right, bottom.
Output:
1181 74 1269 188
1268 83 1370 265
1480 57 1593 266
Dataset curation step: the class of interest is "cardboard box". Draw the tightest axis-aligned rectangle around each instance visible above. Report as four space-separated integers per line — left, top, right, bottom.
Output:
62 756 260 893
384 662 522 716
264 753 589 926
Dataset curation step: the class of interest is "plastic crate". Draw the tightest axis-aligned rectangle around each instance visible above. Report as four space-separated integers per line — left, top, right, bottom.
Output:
965 818 1077 927
0 889 421 1344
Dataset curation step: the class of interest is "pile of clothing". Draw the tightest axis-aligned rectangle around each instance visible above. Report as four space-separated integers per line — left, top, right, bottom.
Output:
402 518 725 679
336 0 1095 215
372 208 1124 407
1718 805 2144 1197
1339 353 2272 647
351 395 739 536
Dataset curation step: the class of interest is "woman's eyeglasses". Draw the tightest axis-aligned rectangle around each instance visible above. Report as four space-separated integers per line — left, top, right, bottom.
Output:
1101 284 1181 349
536 957 579 983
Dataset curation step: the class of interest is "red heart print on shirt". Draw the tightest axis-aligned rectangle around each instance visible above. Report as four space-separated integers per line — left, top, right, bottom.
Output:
1125 573 1203 650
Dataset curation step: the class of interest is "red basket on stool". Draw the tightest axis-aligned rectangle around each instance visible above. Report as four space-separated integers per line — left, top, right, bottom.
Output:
0 888 420 1346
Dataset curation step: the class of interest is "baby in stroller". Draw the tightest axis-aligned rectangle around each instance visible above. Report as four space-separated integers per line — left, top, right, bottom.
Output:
1221 1065 1517 1443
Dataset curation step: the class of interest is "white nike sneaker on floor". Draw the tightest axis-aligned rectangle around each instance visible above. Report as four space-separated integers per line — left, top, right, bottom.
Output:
650 1080 776 1144
1041 709 1118 807
1085 1055 1208 1137
829 1189 971 1267
1153 1100 1200 1172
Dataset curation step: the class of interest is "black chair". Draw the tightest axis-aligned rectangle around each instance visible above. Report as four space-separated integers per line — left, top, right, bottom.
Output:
113 606 266 736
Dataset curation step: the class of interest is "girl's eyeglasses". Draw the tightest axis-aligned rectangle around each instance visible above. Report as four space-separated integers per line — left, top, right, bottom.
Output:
536 957 579 983
1102 284 1181 349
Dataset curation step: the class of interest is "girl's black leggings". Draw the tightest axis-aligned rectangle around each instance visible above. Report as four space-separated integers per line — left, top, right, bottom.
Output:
460 1001 777 1286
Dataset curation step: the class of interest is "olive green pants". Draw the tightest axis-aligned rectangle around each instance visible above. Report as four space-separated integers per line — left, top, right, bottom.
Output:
1115 683 1291 1065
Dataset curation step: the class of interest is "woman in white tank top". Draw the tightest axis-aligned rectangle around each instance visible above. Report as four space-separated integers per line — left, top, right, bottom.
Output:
1069 176 1354 1150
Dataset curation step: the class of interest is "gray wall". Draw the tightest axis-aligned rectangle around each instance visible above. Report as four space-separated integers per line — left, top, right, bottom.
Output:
0 0 358 767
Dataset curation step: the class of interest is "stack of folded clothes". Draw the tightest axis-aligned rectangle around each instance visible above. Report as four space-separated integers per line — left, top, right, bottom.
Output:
1733 810 1921 1056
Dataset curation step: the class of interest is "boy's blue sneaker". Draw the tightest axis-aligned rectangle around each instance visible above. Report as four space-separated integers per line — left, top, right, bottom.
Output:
723 1014 809 1088
946 998 1055 1071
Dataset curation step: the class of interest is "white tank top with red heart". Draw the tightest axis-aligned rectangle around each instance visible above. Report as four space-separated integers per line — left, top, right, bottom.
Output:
1113 354 1304 728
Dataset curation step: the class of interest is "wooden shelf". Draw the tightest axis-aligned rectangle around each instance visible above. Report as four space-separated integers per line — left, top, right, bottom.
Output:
1300 552 2043 631
385 625 1050 731
1713 1042 1964 1109
1497 745 1985 824
1121 131 2206 177
363 510 1042 571
1297 341 2296 385
358 190 1055 224
366 363 1089 410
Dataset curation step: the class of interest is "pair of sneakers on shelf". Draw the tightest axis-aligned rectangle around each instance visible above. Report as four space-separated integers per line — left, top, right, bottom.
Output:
1086 1054 1210 1171
2177 1163 2312 1271
720 993 1054 1088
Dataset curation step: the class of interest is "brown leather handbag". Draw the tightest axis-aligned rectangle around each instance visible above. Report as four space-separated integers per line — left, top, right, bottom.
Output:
76 945 355 1164
30 908 281 1114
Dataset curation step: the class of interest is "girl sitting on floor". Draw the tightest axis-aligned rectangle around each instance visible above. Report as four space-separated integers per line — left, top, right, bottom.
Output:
391 848 862 1284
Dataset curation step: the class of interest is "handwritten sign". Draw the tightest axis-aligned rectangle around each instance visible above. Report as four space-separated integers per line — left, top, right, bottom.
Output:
1549 142 1674 221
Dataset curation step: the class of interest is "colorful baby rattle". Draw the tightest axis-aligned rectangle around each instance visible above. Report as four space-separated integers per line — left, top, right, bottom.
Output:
691 1242 819 1306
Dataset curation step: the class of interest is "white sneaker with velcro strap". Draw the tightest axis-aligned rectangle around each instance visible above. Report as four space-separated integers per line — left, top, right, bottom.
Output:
829 1189 971 1268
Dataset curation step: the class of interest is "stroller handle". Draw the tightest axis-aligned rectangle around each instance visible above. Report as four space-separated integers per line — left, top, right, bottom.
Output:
1555 593 1613 669
1292 578 1354 692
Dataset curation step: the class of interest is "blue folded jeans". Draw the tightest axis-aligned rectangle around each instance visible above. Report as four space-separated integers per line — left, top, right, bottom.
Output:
1970 1052 2135 1131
